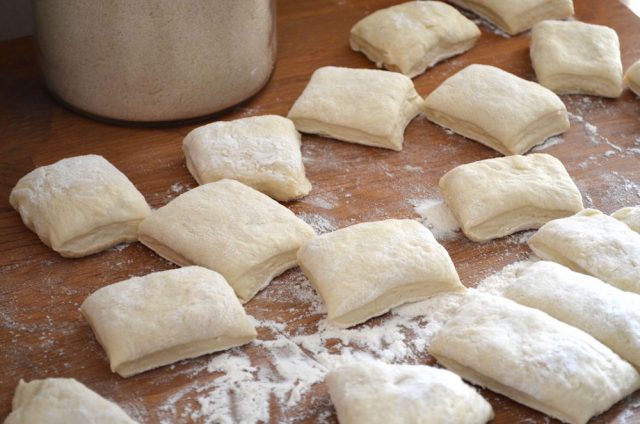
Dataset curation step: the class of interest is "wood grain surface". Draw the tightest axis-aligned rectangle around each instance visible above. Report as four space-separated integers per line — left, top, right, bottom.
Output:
1 0 640 422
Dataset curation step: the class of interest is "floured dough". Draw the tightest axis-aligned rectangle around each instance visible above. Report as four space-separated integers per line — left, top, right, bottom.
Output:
327 361 494 424
528 209 640 293
80 266 257 377
297 219 465 328
429 293 640 424
287 66 423 151
4 378 137 424
182 115 311 201
138 179 315 303
9 154 150 257
423 64 569 155
446 0 574 35
439 153 583 242
612 206 640 232
487 260 640 369
626 60 640 96
349 1 480 78
531 20 623 97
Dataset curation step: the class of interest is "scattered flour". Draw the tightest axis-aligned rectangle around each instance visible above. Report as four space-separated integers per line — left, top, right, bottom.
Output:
297 212 338 234
505 230 536 246
475 258 539 296
411 198 460 241
303 192 339 210
532 136 564 151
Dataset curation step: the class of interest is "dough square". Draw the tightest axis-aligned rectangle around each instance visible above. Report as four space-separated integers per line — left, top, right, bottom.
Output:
624 60 640 96
138 179 316 303
183 115 312 201
287 66 423 151
429 293 640 424
612 205 640 233
528 208 640 294
439 153 583 242
296 219 465 328
80 266 257 377
447 0 574 35
530 20 623 97
327 361 494 424
349 1 480 78
5 378 136 424
9 154 150 257
423 64 569 155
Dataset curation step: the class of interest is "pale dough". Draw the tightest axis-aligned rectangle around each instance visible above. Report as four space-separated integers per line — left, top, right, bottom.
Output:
439 153 583 242
530 20 623 98
9 154 150 257
612 206 640 232
287 66 423 151
182 115 311 201
429 293 640 424
349 1 480 78
80 266 257 377
528 208 640 293
626 60 640 96
296 219 465 328
326 361 494 424
138 179 315 303
4 378 137 424
446 0 574 35
423 64 569 155
486 260 640 369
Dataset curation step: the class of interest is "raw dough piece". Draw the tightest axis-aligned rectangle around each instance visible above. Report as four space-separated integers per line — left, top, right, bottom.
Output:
80 266 257 377
528 209 640 293
9 154 150 257
297 219 465 328
429 293 640 424
612 206 640 232
423 64 569 155
327 361 494 424
446 0 574 35
439 153 583 242
626 60 640 96
530 20 623 97
488 260 640 369
182 115 311 201
349 1 480 78
287 66 423 151
4 378 137 424
138 179 315 303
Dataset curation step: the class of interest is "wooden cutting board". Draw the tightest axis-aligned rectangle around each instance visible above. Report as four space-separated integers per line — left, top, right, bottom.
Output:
1 0 639 422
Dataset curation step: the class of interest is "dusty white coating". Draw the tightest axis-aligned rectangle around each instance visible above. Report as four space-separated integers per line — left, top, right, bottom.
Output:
412 198 460 240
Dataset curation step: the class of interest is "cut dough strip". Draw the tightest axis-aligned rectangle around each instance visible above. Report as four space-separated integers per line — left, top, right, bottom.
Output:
4 378 137 424
528 208 640 294
439 153 583 242
327 360 494 424
349 1 480 78
423 64 569 155
297 219 465 328
626 60 640 96
80 266 257 377
612 205 640 233
429 293 640 424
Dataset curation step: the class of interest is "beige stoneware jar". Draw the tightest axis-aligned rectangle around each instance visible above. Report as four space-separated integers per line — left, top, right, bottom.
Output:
33 0 276 123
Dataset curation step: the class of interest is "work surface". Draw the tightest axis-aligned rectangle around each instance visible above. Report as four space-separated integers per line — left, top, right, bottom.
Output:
1 0 640 422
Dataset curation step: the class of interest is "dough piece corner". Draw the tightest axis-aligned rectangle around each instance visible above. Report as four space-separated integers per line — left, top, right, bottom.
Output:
447 0 574 35
182 115 312 201
439 153 583 242
138 179 316 303
531 20 623 97
80 266 257 377
287 66 423 151
625 60 640 96
612 205 640 232
327 361 494 424
349 1 480 78
297 219 464 328
9 154 150 257
5 378 137 424
423 64 569 155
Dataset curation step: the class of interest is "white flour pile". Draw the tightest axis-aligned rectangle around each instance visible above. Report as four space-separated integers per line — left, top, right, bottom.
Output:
475 258 539 295
297 212 338 234
412 199 460 240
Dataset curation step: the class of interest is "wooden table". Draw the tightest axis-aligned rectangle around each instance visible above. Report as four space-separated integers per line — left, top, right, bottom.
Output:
1 0 639 422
